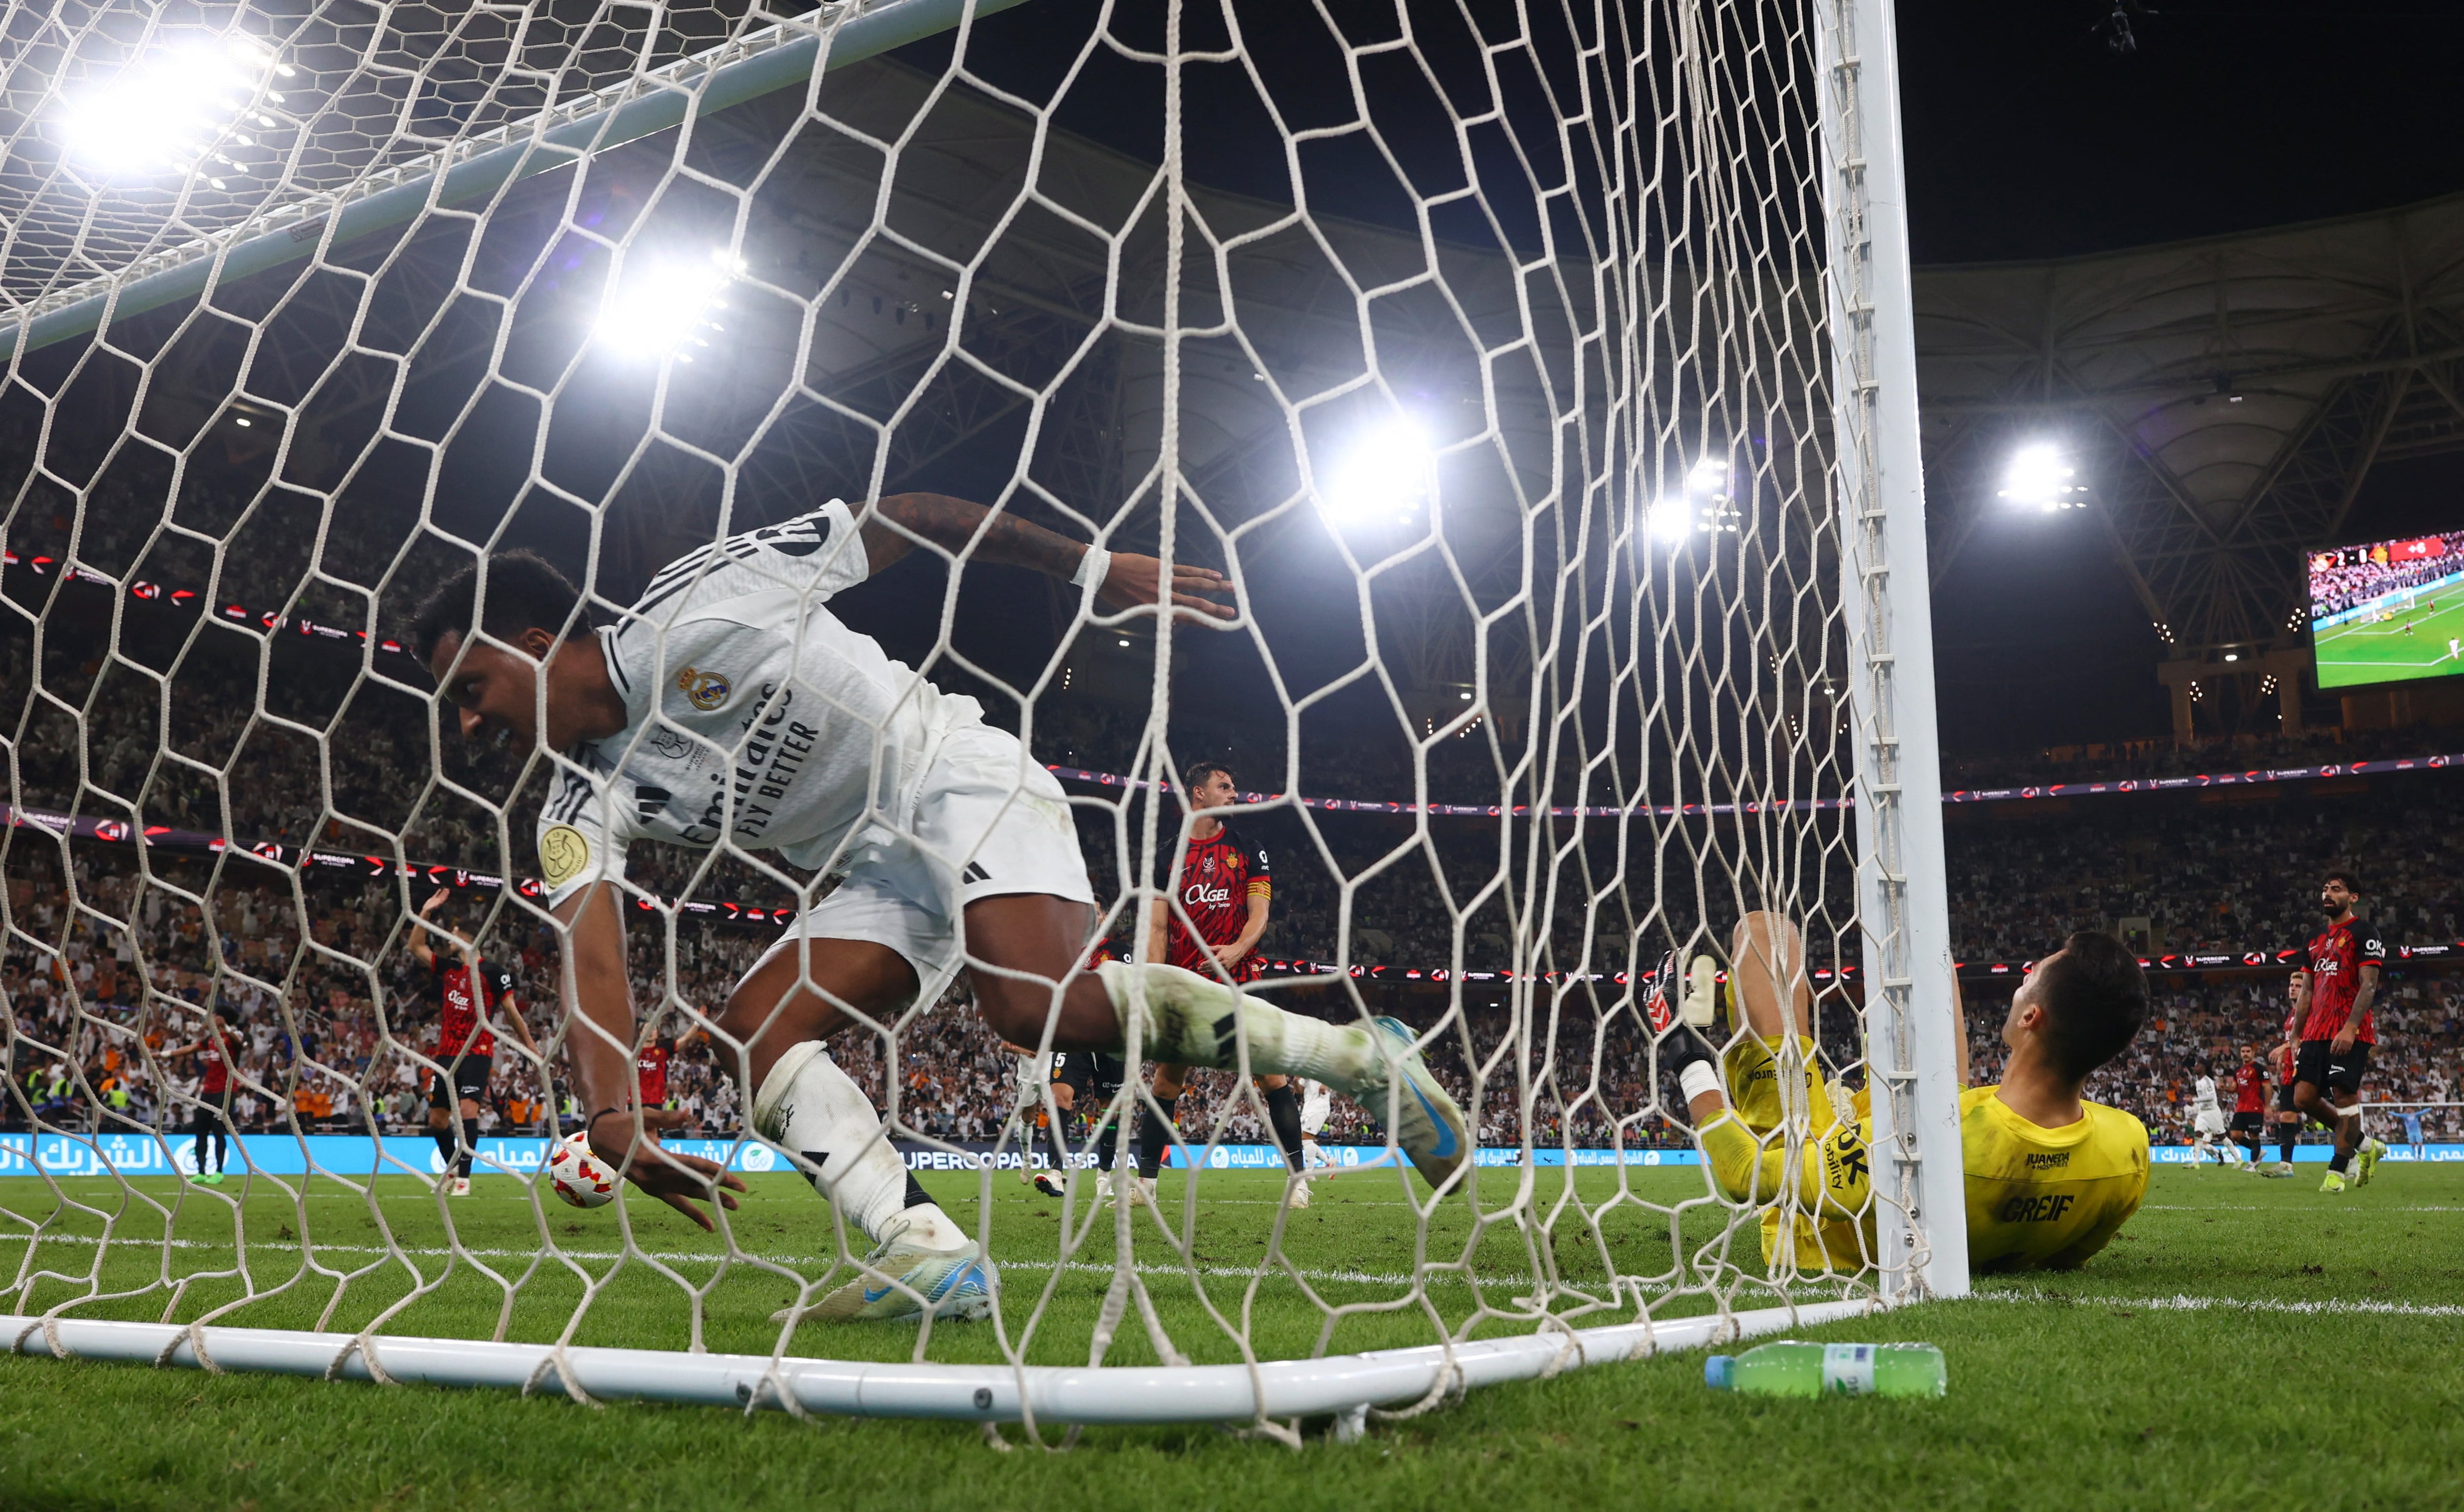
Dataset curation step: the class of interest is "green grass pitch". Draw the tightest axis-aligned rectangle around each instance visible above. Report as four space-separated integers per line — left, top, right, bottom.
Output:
1 1162 2459 1511
2312 594 2464 688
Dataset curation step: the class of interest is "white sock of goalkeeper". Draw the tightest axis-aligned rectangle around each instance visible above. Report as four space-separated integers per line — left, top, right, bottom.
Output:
1094 962 1380 1093
751 1041 965 1253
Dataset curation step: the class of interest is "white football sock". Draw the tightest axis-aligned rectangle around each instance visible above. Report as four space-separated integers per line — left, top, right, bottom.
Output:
1095 962 1380 1093
751 1041 965 1253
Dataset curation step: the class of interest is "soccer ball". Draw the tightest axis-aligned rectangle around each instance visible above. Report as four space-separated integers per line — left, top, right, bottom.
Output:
545 1133 617 1209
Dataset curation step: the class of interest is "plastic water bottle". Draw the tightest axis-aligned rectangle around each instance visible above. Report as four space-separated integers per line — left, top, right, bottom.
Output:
1703 1341 1945 1398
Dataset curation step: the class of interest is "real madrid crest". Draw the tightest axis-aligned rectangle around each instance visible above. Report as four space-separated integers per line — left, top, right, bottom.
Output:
675 665 731 711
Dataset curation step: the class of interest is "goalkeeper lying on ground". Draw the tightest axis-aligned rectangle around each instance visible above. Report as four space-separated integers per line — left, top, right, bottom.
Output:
1671 913 2150 1275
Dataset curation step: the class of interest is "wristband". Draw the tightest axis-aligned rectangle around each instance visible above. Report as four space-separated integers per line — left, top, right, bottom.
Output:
1679 1060 1725 1107
1071 544 1111 591
585 1106 627 1140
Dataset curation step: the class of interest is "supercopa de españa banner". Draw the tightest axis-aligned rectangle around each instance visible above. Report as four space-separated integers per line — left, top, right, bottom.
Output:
2 1133 2456 1181
4 1138 2464 1187
0 1132 1729 1179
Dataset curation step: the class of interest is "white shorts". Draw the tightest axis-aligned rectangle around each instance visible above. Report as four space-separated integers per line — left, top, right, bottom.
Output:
748 724 1094 1003
2193 1108 2226 1137
1299 1079 1332 1136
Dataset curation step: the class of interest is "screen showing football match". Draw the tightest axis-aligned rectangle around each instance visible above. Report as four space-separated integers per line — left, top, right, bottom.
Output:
2309 529 2464 688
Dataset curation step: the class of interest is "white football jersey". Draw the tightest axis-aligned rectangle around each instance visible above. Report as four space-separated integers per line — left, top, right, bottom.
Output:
1299 1078 1332 1135
535 500 987 907
2192 1075 2220 1111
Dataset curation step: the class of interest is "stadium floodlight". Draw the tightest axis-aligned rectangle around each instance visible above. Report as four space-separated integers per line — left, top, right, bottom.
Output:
1643 453 1739 544
59 36 277 181
1319 416 1435 530
1996 442 2088 510
594 249 743 360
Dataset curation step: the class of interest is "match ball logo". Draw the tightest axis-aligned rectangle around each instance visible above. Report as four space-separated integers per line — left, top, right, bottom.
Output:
675 665 731 711
539 825 591 889
546 1133 616 1210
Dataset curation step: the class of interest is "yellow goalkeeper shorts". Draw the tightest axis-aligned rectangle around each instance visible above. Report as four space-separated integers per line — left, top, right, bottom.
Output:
1759 1206 1874 1275
1721 1033 1835 1139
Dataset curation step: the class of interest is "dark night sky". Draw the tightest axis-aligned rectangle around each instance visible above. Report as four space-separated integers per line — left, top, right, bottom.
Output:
1895 0 2464 263
892 1 2464 752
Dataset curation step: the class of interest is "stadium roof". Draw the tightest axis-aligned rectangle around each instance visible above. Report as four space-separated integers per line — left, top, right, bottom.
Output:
1913 191 2464 655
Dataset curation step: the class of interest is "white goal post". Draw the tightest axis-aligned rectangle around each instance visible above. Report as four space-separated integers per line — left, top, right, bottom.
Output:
1816 0 1967 1303
0 0 1962 1433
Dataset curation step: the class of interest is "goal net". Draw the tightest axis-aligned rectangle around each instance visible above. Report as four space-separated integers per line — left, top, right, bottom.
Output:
0 0 1961 1436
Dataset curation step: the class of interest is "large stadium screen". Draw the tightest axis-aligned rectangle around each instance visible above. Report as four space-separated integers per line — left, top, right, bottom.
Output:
2308 530 2464 689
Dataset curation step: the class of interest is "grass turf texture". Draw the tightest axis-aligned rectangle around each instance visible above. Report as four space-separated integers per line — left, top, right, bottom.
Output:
2311 592 2464 687
2 1163 2460 1511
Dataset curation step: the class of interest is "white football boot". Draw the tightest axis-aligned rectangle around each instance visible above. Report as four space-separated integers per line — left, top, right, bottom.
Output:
780 1219 995 1325
1354 1017 1470 1190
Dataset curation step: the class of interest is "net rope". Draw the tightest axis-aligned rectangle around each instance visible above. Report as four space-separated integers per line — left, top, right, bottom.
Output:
0 0 1930 1434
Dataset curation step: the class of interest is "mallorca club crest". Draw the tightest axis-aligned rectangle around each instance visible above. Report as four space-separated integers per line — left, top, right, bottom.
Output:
675 665 731 711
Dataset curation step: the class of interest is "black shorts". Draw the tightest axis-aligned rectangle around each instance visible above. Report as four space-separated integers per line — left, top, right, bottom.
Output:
430 1053 492 1109
1052 1051 1125 1102
2293 1039 2369 1097
2229 1110 2265 1135
2275 1082 2298 1113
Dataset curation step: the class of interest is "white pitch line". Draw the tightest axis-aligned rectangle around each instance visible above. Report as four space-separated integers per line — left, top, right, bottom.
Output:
2137 1204 2464 1213
33 1186 2455 1214
0 1230 1866 1305
1970 1289 2464 1320
0 1230 1534 1291
6 1196 1440 1218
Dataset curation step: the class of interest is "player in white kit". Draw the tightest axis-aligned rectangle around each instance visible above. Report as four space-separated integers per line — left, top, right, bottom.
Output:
996 1041 1053 1189
1297 1078 1333 1187
412 495 1471 1324
2188 1066 2243 1170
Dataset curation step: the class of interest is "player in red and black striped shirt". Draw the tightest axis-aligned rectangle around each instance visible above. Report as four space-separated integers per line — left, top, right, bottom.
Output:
2268 1039 2301 1174
2228 1044 2269 1169
1131 762 1311 1204
165 1013 237 1184
411 889 537 1195
637 1034 674 1109
2284 869 2387 1192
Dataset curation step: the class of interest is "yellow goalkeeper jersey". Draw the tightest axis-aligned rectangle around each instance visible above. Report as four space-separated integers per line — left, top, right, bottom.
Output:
1957 1085 2148 1273
1705 1076 2146 1276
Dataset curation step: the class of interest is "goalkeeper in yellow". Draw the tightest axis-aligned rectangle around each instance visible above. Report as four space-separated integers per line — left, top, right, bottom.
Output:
1669 913 2149 1275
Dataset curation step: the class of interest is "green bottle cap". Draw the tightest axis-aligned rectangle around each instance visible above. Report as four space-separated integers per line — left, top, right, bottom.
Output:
1704 1355 1734 1389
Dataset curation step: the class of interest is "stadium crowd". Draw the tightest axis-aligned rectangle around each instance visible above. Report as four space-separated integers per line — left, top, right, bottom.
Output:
1945 785 2464 962
1940 724 2464 794
7 825 2458 1155
8 490 2463 1161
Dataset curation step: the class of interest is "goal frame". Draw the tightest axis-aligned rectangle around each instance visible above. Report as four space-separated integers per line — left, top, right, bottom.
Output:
1817 0 1970 1303
0 0 1034 364
1 0 1968 1421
